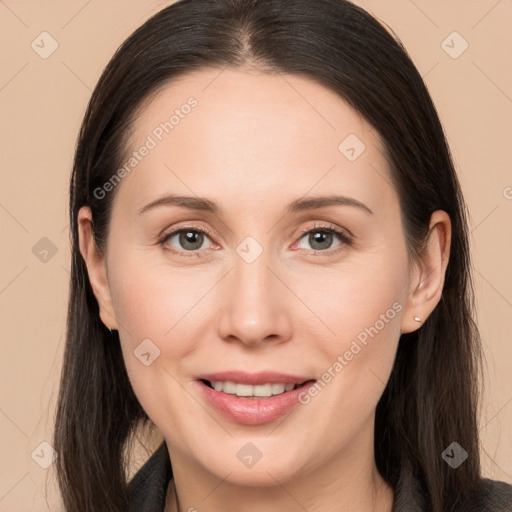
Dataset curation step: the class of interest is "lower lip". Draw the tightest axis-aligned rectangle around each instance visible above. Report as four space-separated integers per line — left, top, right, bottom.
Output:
196 380 317 425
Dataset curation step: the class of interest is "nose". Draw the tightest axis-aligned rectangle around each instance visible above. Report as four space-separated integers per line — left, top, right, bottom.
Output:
216 246 294 348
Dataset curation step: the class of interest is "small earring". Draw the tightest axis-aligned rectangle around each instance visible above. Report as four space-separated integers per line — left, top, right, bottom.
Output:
413 316 422 323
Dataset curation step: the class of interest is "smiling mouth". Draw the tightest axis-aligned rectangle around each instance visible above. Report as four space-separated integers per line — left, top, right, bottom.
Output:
199 378 315 398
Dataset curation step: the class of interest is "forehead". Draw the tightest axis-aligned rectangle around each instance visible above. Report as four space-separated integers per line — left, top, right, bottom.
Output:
127 66 384 150
115 67 394 215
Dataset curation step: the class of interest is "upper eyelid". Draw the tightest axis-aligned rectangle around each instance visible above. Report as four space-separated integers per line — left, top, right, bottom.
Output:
162 222 347 239
161 222 351 250
298 223 352 238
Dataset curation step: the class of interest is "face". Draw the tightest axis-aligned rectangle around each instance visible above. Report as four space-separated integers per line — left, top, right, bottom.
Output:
87 67 421 486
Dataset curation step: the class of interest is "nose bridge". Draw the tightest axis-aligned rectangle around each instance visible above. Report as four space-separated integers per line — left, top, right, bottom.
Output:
216 237 291 346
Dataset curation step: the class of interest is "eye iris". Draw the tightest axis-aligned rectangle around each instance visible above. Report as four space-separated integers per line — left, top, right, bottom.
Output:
309 231 332 250
180 230 204 250
171 228 339 252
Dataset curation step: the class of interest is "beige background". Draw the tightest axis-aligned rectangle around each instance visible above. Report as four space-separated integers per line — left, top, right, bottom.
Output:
1 0 511 510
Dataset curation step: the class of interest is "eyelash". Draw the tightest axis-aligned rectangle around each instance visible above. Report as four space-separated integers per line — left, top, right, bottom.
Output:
158 223 353 258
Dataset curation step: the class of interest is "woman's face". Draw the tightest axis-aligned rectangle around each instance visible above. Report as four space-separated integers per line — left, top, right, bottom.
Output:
88 68 422 486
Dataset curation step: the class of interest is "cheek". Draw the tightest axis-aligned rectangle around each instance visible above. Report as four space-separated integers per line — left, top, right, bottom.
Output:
106 253 234 408
294 245 407 353
104 232 408 471
107 257 209 425
295 247 407 421
108 233 408 365
109 251 215 339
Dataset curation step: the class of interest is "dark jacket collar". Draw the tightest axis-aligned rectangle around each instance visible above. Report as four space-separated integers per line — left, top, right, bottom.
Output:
128 441 512 512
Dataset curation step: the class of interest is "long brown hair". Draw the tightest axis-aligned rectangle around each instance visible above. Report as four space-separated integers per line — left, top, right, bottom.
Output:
53 1 483 510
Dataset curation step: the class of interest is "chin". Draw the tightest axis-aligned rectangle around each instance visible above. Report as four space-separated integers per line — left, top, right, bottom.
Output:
200 456 303 488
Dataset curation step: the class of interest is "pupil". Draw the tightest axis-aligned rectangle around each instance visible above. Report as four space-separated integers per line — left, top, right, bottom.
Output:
310 231 332 250
180 231 203 250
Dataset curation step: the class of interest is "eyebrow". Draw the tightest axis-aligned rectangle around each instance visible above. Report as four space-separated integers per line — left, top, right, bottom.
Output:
138 194 373 216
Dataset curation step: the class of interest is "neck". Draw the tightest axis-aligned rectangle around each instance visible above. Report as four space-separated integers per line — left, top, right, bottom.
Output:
164 420 394 512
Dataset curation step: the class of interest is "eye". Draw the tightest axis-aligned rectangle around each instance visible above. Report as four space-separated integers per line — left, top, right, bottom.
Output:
159 226 215 256
295 223 352 254
159 222 352 257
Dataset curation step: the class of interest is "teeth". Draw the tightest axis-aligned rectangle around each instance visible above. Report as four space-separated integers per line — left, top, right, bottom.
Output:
210 381 297 397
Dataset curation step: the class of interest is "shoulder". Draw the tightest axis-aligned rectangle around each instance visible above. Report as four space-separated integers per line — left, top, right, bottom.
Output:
465 478 512 512
393 461 512 512
127 441 173 512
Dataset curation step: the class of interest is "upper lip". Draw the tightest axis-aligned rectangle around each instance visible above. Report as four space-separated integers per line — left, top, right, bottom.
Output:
196 371 315 386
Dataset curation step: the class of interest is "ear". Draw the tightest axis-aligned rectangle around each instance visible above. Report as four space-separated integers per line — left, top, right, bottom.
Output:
77 206 118 330
401 210 451 334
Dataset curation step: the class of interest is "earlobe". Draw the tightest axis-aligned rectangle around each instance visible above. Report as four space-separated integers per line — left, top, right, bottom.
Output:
401 210 451 334
77 206 118 330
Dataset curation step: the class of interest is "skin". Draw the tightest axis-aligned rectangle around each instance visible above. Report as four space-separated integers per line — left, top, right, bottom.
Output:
78 67 451 512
